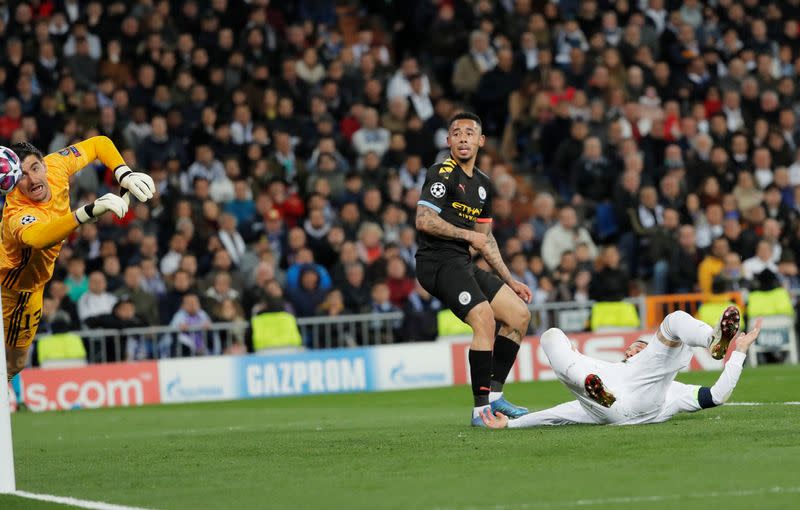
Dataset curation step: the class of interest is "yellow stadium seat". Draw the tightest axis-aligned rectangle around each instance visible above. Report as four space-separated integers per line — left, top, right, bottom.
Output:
37 332 87 368
590 301 641 332
437 309 473 337
747 288 795 318
251 311 303 350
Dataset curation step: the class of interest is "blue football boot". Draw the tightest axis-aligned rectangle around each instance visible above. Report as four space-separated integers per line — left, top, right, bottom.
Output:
470 413 487 427
490 396 529 418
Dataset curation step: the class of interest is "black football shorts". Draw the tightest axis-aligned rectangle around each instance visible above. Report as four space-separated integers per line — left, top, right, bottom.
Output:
416 257 504 321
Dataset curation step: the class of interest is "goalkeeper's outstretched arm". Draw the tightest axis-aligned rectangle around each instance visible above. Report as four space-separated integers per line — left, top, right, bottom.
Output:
70 136 155 201
17 193 130 250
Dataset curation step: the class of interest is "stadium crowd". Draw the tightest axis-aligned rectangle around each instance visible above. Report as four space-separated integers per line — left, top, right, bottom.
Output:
2 0 800 353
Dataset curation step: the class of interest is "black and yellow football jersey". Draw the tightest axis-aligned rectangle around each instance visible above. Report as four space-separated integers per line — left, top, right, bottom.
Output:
416 157 493 260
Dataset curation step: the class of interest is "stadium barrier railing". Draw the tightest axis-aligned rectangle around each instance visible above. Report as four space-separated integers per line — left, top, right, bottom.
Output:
56 299 649 364
527 297 646 334
41 291 800 365
644 292 746 328
67 312 407 363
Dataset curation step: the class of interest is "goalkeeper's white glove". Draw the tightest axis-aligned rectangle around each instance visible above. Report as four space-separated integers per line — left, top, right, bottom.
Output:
75 192 130 224
114 165 155 202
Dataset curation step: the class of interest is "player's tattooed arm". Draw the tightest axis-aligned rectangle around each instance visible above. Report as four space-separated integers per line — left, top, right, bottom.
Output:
475 223 512 283
416 205 485 247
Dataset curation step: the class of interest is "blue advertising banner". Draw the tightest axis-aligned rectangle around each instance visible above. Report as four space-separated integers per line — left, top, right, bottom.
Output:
236 348 376 398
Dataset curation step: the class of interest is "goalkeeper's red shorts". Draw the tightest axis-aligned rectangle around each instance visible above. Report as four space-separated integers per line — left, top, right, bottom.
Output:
2 286 44 349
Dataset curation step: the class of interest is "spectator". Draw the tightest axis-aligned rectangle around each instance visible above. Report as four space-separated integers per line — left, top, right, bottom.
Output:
160 233 189 277
695 203 725 250
387 56 430 100
218 213 247 266
102 256 124 293
733 171 764 214
0 98 23 143
136 115 183 171
669 225 701 293
64 37 97 90
351 108 390 159
475 48 520 136
571 136 614 206
45 280 80 331
453 30 496 99
357 222 384 265
763 184 794 229
268 130 307 188
287 266 328 317
509 252 538 292
530 193 558 242
216 299 247 350
316 288 347 320
114 264 159 326
296 47 325 85
230 104 254 146
160 270 195 324
140 258 167 298
401 281 442 342
713 252 748 293
341 262 371 313
743 240 779 281
369 281 401 338
184 144 226 195
77 272 118 325
225 180 257 226
398 154 426 192
84 299 148 362
541 206 598 271
64 257 88 303
698 237 730 295
761 219 784 264
408 73 434 122
169 293 217 356
385 256 414 308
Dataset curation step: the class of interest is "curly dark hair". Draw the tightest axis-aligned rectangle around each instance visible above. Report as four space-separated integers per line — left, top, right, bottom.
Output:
448 111 482 130
9 141 44 162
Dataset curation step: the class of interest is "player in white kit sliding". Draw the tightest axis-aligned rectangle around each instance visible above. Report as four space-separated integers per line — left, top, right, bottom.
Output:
481 306 760 428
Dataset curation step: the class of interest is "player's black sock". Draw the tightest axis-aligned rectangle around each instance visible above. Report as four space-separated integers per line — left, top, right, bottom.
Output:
490 336 520 393
469 349 492 407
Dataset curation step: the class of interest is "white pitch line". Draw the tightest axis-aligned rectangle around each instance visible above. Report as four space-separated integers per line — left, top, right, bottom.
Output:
726 402 800 406
436 486 800 510
12 490 154 510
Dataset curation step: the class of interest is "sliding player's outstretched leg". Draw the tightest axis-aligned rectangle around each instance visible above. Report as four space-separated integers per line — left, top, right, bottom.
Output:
487 284 531 418
659 307 739 359
539 327 622 415
710 306 741 360
584 374 616 408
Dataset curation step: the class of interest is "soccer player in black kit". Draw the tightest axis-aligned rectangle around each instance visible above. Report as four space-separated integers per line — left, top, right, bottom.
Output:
415 112 533 426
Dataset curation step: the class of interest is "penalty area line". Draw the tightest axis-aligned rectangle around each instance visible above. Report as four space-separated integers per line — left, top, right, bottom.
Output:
437 486 800 510
726 401 800 406
12 490 154 510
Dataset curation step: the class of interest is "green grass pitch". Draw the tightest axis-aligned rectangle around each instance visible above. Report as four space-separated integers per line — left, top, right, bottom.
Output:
2 365 800 510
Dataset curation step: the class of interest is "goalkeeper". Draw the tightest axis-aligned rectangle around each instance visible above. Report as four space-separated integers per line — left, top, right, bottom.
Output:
1 137 155 380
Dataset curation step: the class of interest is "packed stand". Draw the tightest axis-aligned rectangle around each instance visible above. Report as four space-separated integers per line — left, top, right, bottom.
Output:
1 0 799 357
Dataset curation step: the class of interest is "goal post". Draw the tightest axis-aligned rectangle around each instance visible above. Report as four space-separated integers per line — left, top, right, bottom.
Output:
0 288 16 493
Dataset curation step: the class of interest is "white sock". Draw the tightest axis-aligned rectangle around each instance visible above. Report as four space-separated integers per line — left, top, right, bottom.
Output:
488 391 503 403
660 311 714 348
473 404 490 419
